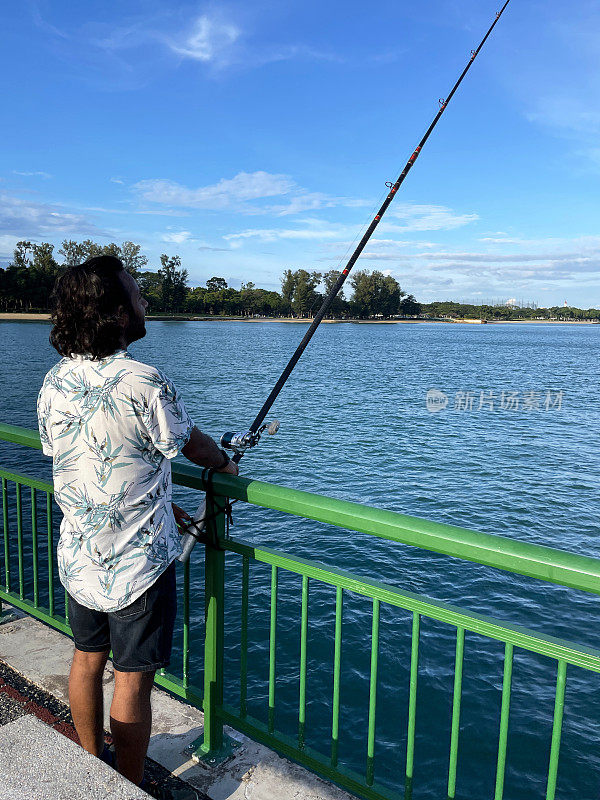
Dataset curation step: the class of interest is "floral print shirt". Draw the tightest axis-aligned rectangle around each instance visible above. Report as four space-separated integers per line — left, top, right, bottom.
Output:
37 350 194 612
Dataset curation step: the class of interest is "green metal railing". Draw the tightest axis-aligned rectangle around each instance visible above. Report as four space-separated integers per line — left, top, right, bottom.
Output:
1 421 600 799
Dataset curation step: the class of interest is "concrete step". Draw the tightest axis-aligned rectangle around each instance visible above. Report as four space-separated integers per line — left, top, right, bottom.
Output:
0 714 152 800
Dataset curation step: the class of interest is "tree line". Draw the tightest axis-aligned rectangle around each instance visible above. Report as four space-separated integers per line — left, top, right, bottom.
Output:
422 301 600 321
0 239 420 318
1 239 597 321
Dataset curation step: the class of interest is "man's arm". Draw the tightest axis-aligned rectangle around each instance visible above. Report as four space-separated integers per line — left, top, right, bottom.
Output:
181 426 239 475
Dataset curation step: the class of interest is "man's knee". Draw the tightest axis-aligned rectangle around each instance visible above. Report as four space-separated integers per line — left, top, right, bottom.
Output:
113 668 156 697
71 647 110 676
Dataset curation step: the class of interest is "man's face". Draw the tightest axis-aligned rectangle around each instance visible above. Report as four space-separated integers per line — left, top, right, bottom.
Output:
120 271 148 345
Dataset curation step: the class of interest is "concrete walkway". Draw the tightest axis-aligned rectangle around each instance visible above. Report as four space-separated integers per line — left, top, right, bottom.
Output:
0 715 152 800
0 605 354 800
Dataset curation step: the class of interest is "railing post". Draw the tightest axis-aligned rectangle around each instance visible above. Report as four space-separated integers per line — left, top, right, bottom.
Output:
199 494 225 758
191 491 239 764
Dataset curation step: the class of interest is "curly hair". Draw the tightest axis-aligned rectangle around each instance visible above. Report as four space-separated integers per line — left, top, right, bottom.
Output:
49 256 133 359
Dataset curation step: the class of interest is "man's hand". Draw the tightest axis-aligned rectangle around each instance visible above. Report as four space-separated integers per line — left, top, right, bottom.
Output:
172 503 192 531
182 426 240 474
218 460 239 476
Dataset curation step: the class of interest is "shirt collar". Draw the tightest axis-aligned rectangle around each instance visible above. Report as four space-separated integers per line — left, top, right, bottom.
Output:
69 349 131 362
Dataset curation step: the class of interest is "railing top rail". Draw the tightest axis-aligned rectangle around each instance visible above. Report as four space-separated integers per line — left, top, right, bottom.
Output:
3 421 600 596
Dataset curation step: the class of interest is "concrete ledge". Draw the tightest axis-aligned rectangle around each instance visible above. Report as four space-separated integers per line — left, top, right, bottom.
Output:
0 714 151 800
0 606 354 800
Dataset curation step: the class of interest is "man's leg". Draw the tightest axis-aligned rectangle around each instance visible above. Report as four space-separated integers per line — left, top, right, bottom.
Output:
69 647 110 756
110 668 155 785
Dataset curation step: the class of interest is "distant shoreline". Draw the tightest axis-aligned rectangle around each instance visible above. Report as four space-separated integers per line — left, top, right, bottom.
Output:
0 313 598 325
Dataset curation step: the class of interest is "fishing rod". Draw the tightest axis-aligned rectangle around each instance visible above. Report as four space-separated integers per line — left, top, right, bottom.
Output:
179 0 511 561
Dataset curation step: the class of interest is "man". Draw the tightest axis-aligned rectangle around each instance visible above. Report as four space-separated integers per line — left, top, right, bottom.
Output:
37 255 237 793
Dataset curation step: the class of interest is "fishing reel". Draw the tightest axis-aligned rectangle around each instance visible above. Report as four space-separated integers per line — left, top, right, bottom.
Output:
220 420 280 454
178 420 280 563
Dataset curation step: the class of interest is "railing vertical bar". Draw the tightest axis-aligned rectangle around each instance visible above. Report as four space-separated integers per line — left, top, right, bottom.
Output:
31 488 39 608
330 585 343 767
268 565 278 734
198 499 226 757
182 558 190 688
16 483 24 600
546 660 567 800
46 493 54 616
404 612 421 800
2 478 10 592
240 555 249 718
366 597 380 787
298 574 309 749
447 626 465 800
494 642 514 800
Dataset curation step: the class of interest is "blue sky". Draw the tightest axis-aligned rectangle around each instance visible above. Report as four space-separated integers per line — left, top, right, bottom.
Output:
1 0 599 307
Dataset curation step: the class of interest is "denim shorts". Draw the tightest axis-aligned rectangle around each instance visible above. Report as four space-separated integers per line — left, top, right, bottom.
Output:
67 562 177 672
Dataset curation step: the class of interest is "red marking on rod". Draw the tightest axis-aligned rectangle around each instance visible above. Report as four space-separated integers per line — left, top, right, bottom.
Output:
342 268 349 276
374 215 380 220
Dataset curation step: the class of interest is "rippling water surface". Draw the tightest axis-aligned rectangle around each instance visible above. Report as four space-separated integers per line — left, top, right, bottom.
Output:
1 319 599 799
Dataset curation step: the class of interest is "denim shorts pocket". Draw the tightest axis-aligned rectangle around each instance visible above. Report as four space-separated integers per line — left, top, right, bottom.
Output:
113 593 147 618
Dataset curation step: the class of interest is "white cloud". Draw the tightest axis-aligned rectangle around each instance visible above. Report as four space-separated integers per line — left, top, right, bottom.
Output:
133 171 368 216
479 237 524 244
383 204 479 232
0 193 97 237
13 170 52 179
161 230 192 244
88 9 339 74
134 171 295 210
225 226 342 243
166 15 240 62
110 177 125 185
0 234 22 257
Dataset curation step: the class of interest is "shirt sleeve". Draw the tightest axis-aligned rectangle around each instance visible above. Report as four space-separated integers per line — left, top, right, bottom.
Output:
143 370 194 459
36 385 53 457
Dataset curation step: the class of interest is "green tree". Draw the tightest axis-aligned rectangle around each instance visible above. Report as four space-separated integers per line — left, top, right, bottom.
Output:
185 286 207 314
101 242 123 258
281 270 296 302
322 269 348 317
137 271 162 310
120 242 148 276
291 269 322 317
206 276 228 292
80 240 103 260
350 270 404 318
13 241 33 270
30 243 60 309
158 255 188 313
59 240 86 266
398 294 421 316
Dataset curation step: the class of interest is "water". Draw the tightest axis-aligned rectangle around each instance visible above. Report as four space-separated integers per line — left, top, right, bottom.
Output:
1 320 599 799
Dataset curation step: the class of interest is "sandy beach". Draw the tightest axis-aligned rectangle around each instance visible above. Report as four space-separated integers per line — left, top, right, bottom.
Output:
0 313 597 325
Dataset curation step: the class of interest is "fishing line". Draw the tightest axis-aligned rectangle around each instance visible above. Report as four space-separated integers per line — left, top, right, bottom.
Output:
179 0 512 560
232 0 511 455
